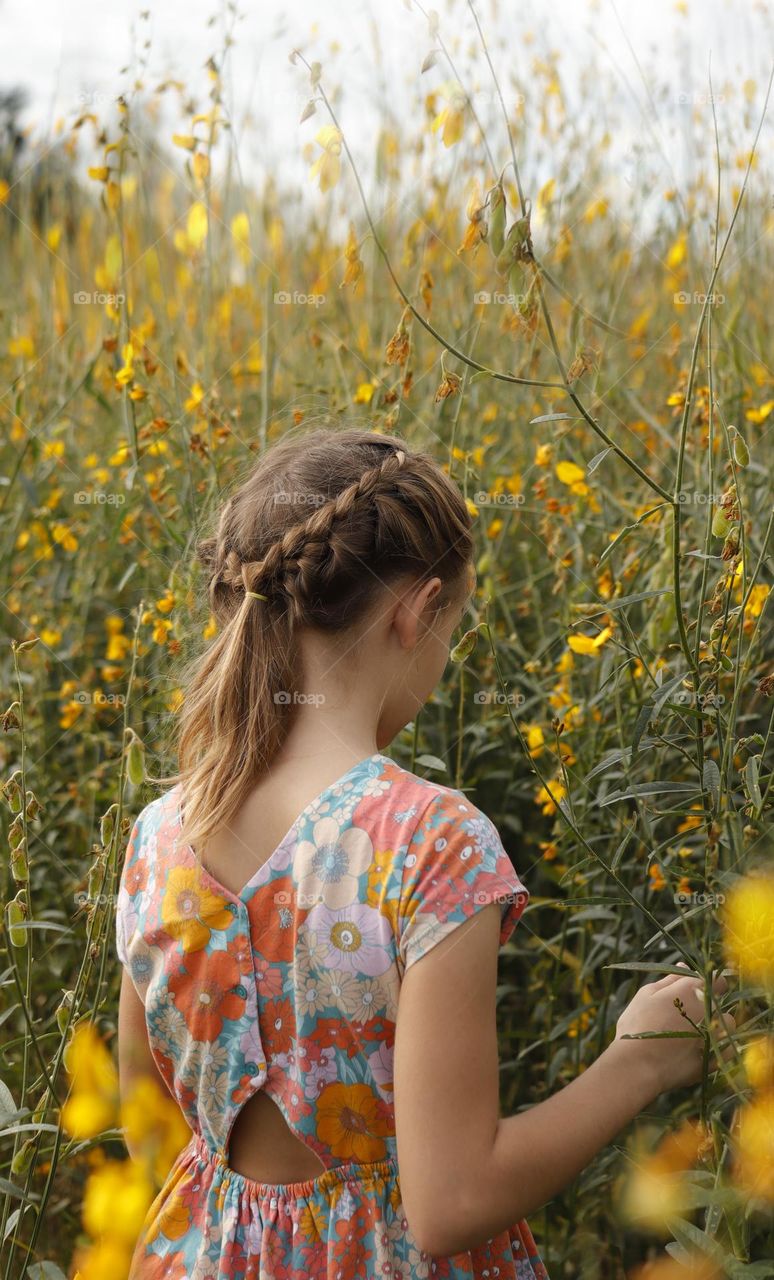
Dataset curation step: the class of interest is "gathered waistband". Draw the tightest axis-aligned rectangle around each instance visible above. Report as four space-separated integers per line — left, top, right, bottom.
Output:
189 1129 400 1202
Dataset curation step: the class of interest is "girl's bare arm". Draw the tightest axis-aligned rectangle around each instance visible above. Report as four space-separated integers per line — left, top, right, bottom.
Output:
393 904 704 1257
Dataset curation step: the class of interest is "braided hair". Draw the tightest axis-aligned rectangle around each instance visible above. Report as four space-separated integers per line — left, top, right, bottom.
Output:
161 426 473 852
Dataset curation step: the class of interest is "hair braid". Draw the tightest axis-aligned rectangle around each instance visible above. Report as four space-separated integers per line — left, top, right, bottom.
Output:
164 426 472 853
234 448 406 617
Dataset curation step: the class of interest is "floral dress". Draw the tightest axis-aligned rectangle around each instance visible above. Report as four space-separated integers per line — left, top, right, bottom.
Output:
116 751 549 1279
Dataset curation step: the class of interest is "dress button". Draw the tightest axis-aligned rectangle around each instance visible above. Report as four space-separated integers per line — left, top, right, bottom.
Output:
270 1197 278 1211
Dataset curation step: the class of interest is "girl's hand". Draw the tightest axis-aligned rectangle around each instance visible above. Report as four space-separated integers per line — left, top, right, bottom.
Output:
613 962 737 1095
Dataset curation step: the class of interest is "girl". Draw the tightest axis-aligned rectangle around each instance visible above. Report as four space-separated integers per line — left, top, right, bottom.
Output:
116 426 733 1279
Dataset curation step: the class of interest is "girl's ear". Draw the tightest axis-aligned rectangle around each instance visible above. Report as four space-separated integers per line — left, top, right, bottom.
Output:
391 576 443 651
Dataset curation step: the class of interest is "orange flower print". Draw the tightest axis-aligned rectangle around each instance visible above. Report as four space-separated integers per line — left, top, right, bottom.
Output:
161 866 235 953
316 1082 393 1162
167 948 247 1041
260 995 296 1057
246 875 296 963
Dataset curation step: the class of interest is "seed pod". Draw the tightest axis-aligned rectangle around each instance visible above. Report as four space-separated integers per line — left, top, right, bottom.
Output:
487 181 506 258
3 771 23 812
1 701 21 732
494 214 531 277
450 628 479 664
100 804 118 849
25 791 42 820
733 432 750 467
6 896 27 948
56 990 75 1036
711 506 730 538
127 737 145 787
10 842 28 882
8 815 23 849
11 1138 35 1177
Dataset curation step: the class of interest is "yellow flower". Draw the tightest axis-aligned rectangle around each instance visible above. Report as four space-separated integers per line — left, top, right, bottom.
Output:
534 443 553 467
722 873 774 989
184 381 205 413
430 81 466 148
120 1075 191 1184
465 496 479 518
354 382 375 405
309 126 343 193
160 866 234 953
186 201 208 249
744 583 770 620
649 863 666 891
666 232 687 269
152 618 173 645
743 1037 774 1091
487 518 504 539
82 1157 155 1242
535 778 566 816
744 400 774 424
568 625 613 656
555 459 589 496
524 724 545 757
621 1119 707 1233
733 1091 774 1202
52 523 78 553
61 1023 119 1138
60 698 85 730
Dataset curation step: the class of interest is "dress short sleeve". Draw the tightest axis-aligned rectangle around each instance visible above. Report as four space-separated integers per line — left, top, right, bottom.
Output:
115 813 142 970
397 789 530 973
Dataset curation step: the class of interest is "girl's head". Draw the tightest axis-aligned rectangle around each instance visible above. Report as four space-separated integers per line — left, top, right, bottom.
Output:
168 426 474 849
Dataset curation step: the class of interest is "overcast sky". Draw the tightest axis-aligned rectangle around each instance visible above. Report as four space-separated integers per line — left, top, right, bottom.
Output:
2 0 772 217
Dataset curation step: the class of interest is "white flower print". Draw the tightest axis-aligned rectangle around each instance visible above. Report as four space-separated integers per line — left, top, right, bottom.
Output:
303 900 393 976
369 1041 395 1101
317 966 360 1011
362 776 391 799
301 1047 337 1100
200 1064 229 1112
340 974 389 1021
295 817 374 910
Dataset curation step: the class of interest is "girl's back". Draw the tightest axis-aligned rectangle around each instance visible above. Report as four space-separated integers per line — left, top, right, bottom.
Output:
116 424 724 1278
117 748 542 1277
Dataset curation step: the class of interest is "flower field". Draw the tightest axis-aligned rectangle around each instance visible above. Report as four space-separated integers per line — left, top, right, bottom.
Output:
0 6 773 1276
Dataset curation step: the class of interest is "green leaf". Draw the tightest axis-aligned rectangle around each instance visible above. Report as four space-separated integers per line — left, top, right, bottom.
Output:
702 759 721 808
528 412 576 424
415 754 447 773
744 754 762 808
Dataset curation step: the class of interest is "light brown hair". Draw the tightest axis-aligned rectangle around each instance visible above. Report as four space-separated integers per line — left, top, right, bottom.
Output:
157 425 473 853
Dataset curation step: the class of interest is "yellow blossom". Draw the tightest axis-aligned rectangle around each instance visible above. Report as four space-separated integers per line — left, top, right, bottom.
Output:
722 873 774 989
555 460 589 496
309 126 343 193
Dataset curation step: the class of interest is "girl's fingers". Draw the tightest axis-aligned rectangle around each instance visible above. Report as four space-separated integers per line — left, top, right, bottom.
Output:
649 961 695 991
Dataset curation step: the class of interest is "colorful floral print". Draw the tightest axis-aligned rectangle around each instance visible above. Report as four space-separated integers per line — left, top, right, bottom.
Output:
116 751 548 1278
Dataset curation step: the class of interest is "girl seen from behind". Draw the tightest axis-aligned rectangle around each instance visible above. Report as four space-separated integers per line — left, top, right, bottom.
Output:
116 425 733 1279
